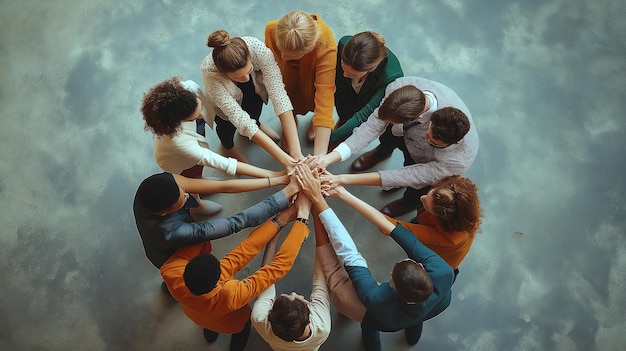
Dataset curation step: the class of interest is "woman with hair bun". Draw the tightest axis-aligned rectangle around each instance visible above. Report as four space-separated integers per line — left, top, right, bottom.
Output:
265 10 337 155
201 30 302 168
330 31 404 154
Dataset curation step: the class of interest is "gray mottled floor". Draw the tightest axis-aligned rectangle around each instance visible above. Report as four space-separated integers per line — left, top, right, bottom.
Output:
1 0 625 350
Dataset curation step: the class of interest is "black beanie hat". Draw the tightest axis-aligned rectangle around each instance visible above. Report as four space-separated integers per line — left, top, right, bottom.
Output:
184 254 221 296
136 173 180 213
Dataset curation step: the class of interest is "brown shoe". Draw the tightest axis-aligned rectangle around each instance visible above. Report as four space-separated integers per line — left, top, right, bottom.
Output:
380 198 415 218
351 149 391 171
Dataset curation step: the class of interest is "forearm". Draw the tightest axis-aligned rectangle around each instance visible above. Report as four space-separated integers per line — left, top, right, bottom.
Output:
278 111 304 160
337 187 395 235
318 208 367 267
313 126 331 156
336 172 382 187
236 162 284 178
251 131 295 168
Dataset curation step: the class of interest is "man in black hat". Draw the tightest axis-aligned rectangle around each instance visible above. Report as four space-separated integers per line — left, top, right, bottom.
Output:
133 171 299 294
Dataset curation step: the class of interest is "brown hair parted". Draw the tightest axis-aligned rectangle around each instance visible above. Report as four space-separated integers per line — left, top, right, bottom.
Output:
207 30 250 72
275 10 320 53
342 31 387 72
392 259 433 304
140 76 198 137
267 295 310 341
430 175 483 234
430 107 471 144
378 85 426 124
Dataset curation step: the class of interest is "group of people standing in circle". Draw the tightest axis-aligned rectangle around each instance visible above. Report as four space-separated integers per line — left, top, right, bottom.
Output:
133 9 483 351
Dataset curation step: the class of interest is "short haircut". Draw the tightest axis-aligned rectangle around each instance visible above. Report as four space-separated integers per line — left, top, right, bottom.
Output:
141 76 198 137
342 31 387 72
206 30 250 72
275 10 320 53
136 172 179 213
379 85 425 124
430 107 471 144
183 254 221 296
267 295 310 341
392 260 433 304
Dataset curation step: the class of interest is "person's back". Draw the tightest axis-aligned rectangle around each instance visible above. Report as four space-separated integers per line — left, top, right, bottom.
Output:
251 256 331 351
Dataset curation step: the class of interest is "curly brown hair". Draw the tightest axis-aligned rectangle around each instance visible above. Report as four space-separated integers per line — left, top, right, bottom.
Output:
140 76 198 137
430 175 482 235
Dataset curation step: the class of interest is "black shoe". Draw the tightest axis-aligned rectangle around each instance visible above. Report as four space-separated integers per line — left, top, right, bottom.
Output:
203 329 219 343
161 281 172 297
405 323 423 345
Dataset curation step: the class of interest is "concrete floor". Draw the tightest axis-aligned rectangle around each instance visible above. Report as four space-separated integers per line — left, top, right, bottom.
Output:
1 0 625 350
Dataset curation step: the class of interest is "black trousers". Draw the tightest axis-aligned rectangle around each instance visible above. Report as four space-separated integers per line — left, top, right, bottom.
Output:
215 78 263 149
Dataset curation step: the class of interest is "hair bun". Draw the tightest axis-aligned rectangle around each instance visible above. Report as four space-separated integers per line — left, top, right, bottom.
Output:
207 29 231 48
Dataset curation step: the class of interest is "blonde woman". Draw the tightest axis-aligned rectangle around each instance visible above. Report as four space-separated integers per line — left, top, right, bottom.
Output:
265 10 337 155
201 30 302 168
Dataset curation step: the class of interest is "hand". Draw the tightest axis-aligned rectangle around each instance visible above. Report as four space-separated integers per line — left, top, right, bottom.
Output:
303 154 329 173
294 163 322 200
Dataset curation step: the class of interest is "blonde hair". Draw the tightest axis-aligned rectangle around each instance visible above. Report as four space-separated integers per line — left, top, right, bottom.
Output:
275 10 320 53
206 29 249 72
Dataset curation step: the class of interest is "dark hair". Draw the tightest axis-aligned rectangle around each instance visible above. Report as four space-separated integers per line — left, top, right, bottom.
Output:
207 30 250 72
379 85 425 124
430 107 471 144
267 295 310 341
341 31 387 72
136 172 179 213
183 254 221 296
430 175 482 234
391 260 433 304
141 76 198 137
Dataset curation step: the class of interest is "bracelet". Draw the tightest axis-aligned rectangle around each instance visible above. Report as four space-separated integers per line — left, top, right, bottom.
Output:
271 216 284 230
267 177 272 189
296 217 309 225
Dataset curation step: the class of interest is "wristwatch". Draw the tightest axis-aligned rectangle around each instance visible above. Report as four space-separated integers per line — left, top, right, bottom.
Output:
296 217 309 225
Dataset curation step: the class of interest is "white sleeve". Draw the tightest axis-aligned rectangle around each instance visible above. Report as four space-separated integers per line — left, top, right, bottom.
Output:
318 208 368 268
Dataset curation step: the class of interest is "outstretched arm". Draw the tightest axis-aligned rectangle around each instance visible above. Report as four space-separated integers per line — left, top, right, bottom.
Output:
327 183 395 236
173 173 288 195
278 110 305 161
251 130 297 171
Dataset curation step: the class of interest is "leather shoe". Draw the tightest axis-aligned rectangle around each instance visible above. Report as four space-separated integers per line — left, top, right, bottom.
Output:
380 198 415 218
351 148 391 172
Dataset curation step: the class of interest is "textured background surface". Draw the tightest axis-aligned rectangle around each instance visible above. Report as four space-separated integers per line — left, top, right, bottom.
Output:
1 0 625 350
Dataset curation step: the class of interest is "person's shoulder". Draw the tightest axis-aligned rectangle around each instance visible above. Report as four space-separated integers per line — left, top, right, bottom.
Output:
339 35 352 45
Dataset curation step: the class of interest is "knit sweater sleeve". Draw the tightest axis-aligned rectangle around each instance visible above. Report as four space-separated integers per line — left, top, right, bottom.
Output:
310 21 337 130
225 222 309 310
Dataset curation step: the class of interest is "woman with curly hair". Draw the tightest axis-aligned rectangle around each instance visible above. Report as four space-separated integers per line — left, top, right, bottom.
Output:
201 30 302 168
382 175 482 271
264 10 337 155
141 76 283 215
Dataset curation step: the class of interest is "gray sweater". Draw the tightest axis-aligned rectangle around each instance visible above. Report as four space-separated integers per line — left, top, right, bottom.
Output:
343 76 479 190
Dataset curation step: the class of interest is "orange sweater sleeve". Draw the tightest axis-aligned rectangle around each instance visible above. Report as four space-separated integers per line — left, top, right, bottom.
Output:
225 221 309 311
220 220 279 278
309 15 337 130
